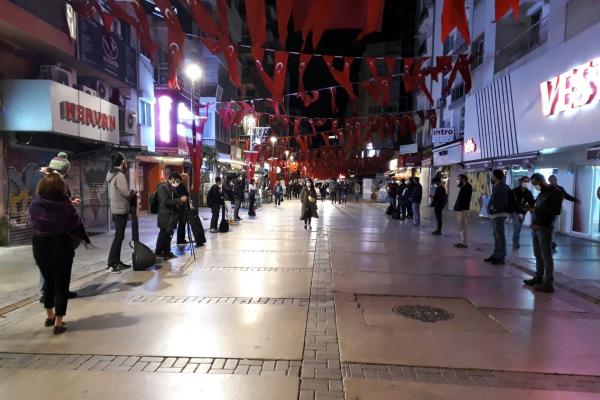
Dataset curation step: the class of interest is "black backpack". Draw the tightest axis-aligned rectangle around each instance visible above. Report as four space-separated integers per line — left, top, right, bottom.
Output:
149 192 159 214
505 190 520 213
218 205 229 232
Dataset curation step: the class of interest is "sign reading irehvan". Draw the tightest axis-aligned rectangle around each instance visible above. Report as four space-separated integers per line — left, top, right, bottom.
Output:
540 57 600 116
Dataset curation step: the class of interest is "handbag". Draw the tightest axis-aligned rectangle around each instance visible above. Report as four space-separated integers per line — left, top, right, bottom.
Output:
308 195 316 203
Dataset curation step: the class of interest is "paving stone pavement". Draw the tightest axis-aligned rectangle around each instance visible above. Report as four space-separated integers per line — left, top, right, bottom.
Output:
1 201 600 399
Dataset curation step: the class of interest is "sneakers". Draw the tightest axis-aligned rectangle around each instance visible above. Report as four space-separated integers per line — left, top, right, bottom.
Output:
118 262 131 270
534 282 555 293
106 265 121 274
454 243 468 248
491 259 505 265
523 277 542 286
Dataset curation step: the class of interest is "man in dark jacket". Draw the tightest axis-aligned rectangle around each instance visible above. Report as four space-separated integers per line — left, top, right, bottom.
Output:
155 172 187 259
175 176 191 245
485 169 510 265
387 181 399 213
430 177 447 235
398 179 408 219
548 175 579 249
453 174 473 248
523 173 564 293
207 176 225 232
233 176 244 221
411 177 423 226
405 178 415 219
511 176 535 248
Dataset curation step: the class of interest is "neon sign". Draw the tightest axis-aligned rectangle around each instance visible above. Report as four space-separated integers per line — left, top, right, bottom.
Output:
157 95 172 143
540 57 600 116
464 138 477 153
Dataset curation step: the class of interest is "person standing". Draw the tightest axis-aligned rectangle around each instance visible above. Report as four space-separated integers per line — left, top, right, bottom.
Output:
233 175 244 221
175 175 192 245
222 175 234 223
387 180 398 214
300 179 319 229
548 175 579 249
330 180 338 204
485 169 510 265
430 177 447 235
354 181 361 202
105 152 134 273
406 178 415 219
511 176 535 249
248 179 257 216
29 173 91 335
319 184 327 203
398 179 408 219
453 174 473 248
274 181 283 207
155 173 187 258
523 173 564 293
411 177 423 226
207 176 224 232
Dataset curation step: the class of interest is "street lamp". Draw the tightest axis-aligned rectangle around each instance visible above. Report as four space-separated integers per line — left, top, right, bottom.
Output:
185 63 202 112
270 136 277 187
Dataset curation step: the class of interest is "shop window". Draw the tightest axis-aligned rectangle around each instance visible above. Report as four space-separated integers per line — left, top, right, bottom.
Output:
139 99 153 127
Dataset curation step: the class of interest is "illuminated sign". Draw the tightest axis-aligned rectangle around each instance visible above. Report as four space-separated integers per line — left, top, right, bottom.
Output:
60 101 116 131
540 57 600 116
464 138 477 153
432 128 455 145
157 95 173 143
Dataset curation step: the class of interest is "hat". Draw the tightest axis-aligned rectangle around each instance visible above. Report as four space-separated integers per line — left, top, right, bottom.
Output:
48 152 70 175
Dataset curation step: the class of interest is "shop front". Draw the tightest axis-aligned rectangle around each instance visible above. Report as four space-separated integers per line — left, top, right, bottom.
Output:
433 140 463 207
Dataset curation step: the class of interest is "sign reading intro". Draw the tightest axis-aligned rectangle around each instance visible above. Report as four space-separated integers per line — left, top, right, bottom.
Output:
540 57 600 116
432 128 455 145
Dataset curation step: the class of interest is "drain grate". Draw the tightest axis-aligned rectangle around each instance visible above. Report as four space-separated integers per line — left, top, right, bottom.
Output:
392 305 455 323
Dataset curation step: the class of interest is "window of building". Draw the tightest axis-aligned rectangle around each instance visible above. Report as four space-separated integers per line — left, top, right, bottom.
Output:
138 99 153 127
471 34 484 69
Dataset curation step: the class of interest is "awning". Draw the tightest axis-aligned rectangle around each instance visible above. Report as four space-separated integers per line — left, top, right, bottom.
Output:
493 153 538 168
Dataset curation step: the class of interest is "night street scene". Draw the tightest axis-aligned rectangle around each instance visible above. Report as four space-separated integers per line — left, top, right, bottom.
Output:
1 0 600 398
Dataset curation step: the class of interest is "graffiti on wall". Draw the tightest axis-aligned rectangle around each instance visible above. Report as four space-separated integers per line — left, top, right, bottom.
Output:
7 163 45 226
466 171 491 214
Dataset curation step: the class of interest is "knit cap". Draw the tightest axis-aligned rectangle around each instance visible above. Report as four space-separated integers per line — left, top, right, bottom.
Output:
48 152 70 175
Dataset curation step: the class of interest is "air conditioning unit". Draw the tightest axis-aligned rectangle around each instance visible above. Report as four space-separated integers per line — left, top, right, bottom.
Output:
40 65 77 87
119 109 137 136
96 80 110 101
75 84 97 97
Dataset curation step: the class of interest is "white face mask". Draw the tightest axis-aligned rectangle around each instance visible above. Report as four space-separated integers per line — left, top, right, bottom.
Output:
521 182 529 188
534 184 541 191
171 182 180 188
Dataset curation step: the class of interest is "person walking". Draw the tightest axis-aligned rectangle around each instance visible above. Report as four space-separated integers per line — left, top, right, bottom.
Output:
274 181 283 207
511 176 535 249
233 175 244 221
523 173 564 293
29 173 91 335
548 175 579 250
485 170 511 265
411 177 423 226
248 179 257 216
453 174 473 248
430 177 447 235
300 179 319 230
319 184 327 203
105 152 134 273
207 176 224 232
155 172 187 258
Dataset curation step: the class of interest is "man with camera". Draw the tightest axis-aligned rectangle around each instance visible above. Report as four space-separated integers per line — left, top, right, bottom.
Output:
155 172 188 259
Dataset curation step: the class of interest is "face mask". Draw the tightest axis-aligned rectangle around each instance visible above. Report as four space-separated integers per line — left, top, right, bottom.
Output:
171 182 180 188
533 184 541 191
521 183 529 188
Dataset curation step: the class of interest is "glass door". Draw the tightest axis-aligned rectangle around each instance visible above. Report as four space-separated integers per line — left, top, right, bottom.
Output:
573 166 600 239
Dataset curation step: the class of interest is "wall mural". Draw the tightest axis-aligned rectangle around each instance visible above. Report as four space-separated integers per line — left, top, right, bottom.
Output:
466 171 491 214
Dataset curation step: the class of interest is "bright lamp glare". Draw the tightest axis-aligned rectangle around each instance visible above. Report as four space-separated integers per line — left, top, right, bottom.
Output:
270 136 277 144
185 64 202 81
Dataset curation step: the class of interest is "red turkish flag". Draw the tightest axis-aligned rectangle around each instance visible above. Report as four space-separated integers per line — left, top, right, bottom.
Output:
155 0 184 89
323 56 357 101
254 51 289 101
441 0 470 46
495 0 519 21
277 0 293 46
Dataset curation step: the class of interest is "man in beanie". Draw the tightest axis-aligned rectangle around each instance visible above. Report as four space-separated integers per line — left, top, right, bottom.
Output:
106 152 134 273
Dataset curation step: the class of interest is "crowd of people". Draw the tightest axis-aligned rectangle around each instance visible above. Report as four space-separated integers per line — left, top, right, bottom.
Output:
385 170 574 294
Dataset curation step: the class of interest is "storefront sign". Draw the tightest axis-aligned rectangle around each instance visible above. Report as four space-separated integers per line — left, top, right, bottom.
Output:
77 17 137 87
464 138 477 153
399 143 418 154
432 128 455 145
540 57 600 117
399 155 422 167
60 101 116 131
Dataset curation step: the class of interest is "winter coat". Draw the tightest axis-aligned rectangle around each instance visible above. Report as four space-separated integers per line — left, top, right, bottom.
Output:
531 185 564 228
206 184 225 209
513 187 535 215
106 168 130 214
453 183 473 211
411 183 423 203
431 185 447 208
300 187 319 220
488 182 510 217
156 183 181 230
222 180 234 202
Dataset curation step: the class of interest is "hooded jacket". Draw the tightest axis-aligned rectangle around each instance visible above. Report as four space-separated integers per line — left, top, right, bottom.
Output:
106 168 130 214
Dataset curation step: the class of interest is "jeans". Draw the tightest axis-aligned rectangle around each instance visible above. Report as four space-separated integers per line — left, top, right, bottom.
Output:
412 203 421 226
457 210 468 245
275 195 282 206
108 214 128 266
248 196 256 216
532 226 554 283
210 205 220 229
155 228 174 255
511 213 524 245
234 198 242 219
434 206 443 232
33 236 74 316
491 217 507 261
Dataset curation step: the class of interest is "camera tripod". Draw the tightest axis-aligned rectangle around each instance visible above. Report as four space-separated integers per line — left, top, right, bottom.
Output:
181 204 196 261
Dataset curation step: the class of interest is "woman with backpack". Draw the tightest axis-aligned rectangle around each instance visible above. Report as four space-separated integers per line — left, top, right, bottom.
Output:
300 179 319 230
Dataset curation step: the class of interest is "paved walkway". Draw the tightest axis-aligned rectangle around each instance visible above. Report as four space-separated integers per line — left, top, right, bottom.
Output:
0 200 600 399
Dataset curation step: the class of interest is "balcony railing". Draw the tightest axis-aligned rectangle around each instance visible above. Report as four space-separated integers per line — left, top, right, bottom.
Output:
495 17 549 72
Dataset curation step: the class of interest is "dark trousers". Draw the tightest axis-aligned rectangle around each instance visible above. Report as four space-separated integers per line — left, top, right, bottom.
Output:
434 206 443 232
176 211 187 243
275 195 282 206
108 214 128 266
155 228 174 255
491 217 507 261
234 198 242 219
249 196 256 216
532 227 554 283
33 236 74 316
210 205 220 229
331 193 337 204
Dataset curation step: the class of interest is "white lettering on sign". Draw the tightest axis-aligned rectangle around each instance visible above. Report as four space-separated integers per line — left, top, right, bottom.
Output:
540 57 600 116
432 128 455 144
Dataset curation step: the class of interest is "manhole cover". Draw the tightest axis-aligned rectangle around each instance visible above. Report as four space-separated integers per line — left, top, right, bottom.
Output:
392 305 455 323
